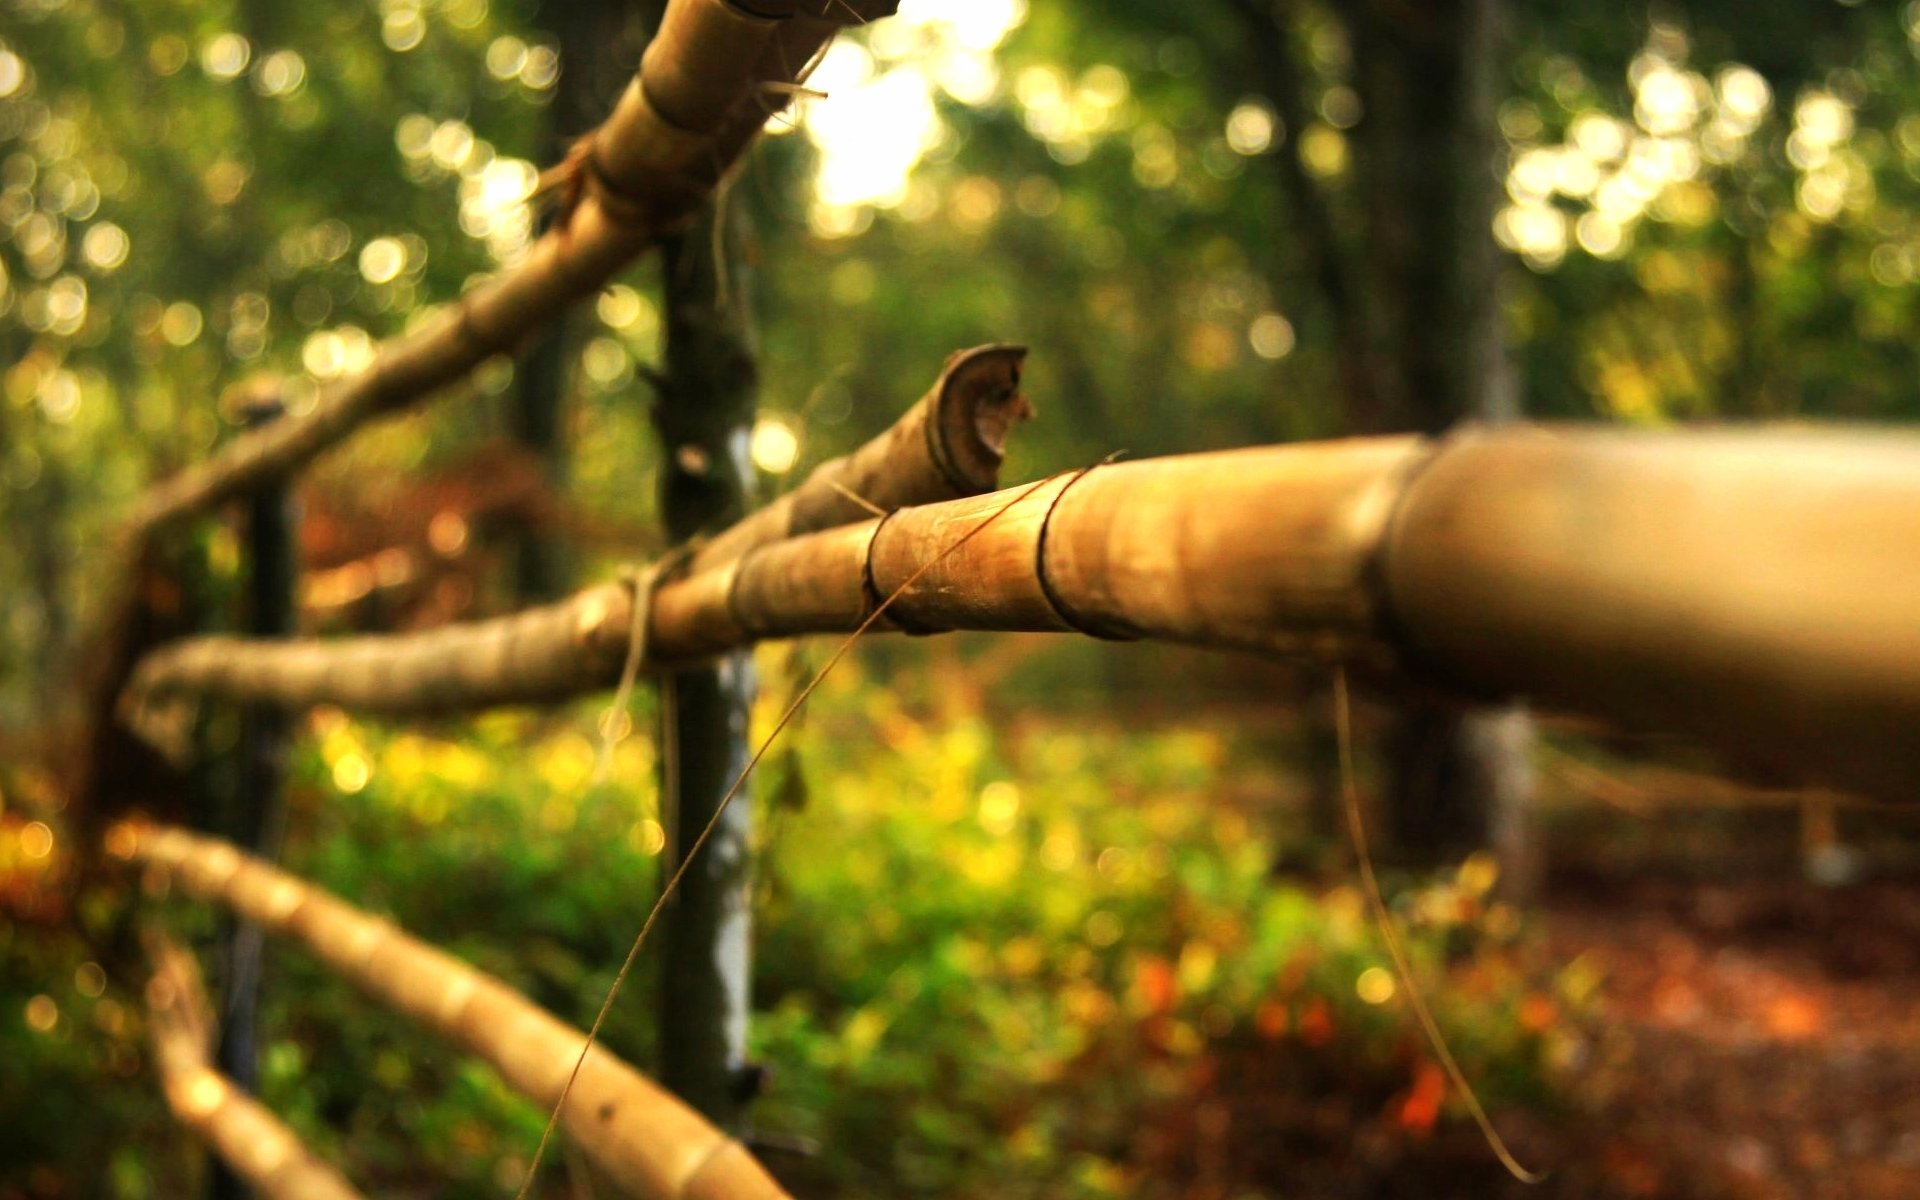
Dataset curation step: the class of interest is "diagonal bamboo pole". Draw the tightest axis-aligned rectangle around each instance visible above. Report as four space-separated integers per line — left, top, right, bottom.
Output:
124 346 1030 724
123 823 790 1200
143 928 365 1200
125 0 899 535
122 427 1920 800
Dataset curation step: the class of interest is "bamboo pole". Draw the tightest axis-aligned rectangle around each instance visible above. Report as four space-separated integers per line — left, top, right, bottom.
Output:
688 344 1030 574
122 427 1920 800
143 929 365 1200
125 0 898 534
123 823 790 1200
123 346 1030 722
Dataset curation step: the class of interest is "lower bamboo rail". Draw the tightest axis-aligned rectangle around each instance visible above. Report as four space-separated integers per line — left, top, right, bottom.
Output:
124 426 1920 800
123 823 788 1200
144 929 365 1200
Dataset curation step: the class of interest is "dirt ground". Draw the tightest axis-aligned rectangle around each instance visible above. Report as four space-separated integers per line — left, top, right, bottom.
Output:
1540 873 1920 1200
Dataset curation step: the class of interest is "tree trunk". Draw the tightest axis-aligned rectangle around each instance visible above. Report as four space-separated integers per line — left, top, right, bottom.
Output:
652 197 760 1128
1349 0 1537 878
211 397 299 1200
510 0 644 601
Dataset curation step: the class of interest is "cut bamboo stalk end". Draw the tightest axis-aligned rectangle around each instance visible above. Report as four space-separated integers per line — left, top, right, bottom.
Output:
689 343 1030 575
143 929 366 1200
122 822 792 1200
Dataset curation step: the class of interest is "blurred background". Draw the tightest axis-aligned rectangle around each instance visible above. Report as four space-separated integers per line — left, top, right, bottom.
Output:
4 0 1920 1196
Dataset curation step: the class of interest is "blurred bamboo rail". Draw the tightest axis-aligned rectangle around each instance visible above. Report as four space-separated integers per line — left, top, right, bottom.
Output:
123 823 789 1200
124 426 1920 800
125 0 898 535
144 929 364 1200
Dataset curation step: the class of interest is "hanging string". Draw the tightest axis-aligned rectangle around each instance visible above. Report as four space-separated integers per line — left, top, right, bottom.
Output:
1331 668 1545 1184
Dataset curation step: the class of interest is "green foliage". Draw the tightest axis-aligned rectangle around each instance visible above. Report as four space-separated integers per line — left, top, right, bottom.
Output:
5 651 1584 1196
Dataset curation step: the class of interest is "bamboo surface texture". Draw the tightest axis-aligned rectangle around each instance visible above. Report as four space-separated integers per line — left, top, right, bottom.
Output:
688 343 1030 574
125 346 1030 722
144 930 365 1200
126 0 899 534
124 427 1920 800
124 823 789 1200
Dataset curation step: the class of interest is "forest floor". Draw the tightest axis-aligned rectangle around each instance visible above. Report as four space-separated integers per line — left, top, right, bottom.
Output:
1541 872 1920 1200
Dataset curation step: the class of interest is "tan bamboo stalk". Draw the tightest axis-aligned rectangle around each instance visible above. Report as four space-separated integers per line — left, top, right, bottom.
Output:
124 823 788 1200
121 427 1920 799
126 0 897 534
688 343 1030 574
1376 426 1920 804
143 929 365 1200
124 347 1028 719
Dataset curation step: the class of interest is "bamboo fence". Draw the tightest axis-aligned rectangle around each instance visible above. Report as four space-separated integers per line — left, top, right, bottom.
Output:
124 345 1030 725
125 0 900 535
143 929 365 1200
123 823 789 1200
123 426 1920 801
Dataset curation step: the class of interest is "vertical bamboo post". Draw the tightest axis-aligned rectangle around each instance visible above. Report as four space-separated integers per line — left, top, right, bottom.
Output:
213 394 298 1200
651 195 759 1128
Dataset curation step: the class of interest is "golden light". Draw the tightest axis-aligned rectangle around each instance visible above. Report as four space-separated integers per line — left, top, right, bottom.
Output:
632 818 667 857
1226 100 1276 156
331 752 372 795
485 36 528 82
395 113 435 161
1248 312 1295 360
428 510 470 558
580 337 629 386
36 371 80 422
20 820 54 859
977 781 1021 835
254 49 306 97
24 994 58 1034
182 1069 227 1117
521 45 559 90
597 284 653 332
200 33 250 81
1716 66 1771 124
1356 966 1397 1005
75 963 106 999
1300 124 1349 179
82 222 129 271
358 236 406 285
429 119 476 172
160 301 203 346
1575 212 1627 259
383 9 426 53
103 822 139 861
0 50 25 98
750 416 801 474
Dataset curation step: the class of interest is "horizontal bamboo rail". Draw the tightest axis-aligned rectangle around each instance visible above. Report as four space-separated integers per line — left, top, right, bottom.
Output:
144 929 365 1200
124 346 1028 722
126 0 898 534
122 823 788 1200
123 426 1920 800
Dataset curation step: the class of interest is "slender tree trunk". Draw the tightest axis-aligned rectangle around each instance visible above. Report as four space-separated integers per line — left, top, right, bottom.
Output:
652 196 759 1128
1349 0 1537 879
211 399 298 1200
510 0 642 600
